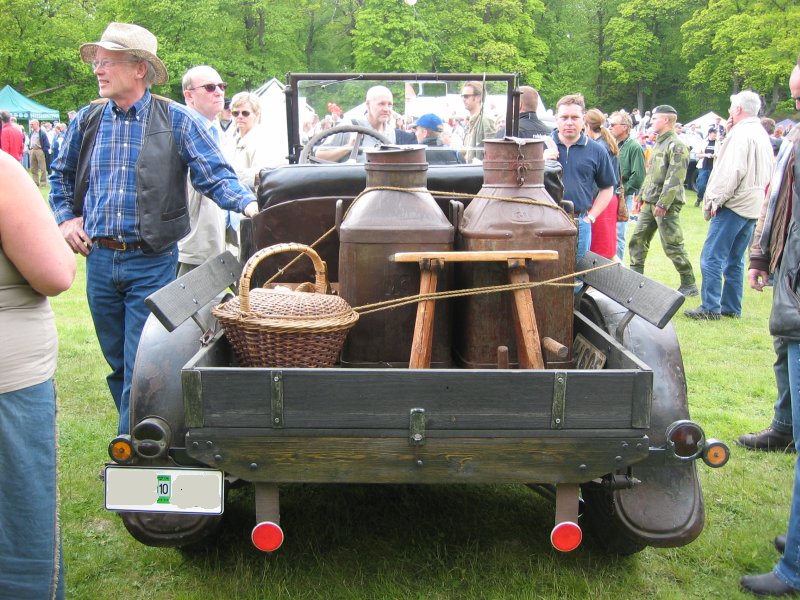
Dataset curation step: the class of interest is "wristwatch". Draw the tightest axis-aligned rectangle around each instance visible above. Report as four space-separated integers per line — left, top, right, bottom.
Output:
585 213 596 224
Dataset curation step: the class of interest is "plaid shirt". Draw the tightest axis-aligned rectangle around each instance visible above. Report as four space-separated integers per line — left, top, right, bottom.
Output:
50 90 254 242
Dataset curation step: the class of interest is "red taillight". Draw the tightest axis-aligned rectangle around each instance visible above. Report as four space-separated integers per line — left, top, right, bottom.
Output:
251 521 284 552
551 521 582 552
666 420 705 460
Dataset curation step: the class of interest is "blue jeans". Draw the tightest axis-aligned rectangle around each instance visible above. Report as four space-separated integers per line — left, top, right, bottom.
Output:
696 168 712 202
774 341 800 589
576 213 592 263
0 380 64 599
698 207 755 315
772 337 793 435
616 193 635 260
86 244 177 434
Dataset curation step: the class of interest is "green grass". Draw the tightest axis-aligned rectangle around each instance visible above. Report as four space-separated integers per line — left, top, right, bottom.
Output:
51 190 789 599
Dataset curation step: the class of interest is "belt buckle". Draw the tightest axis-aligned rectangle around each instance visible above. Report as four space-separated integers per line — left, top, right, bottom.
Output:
119 241 128 251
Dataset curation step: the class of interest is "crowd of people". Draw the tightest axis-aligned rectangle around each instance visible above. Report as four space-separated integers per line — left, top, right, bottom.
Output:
2 17 800 597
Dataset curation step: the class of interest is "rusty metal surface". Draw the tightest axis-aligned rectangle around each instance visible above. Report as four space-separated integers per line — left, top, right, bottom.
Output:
455 139 577 368
338 147 455 367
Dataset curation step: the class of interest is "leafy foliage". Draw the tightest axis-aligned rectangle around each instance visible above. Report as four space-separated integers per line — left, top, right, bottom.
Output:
0 0 796 120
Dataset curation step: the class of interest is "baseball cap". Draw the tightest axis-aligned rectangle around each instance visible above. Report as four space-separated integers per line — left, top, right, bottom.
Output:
411 113 444 132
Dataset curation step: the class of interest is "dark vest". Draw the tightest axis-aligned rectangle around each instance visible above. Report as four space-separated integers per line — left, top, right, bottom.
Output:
74 95 189 254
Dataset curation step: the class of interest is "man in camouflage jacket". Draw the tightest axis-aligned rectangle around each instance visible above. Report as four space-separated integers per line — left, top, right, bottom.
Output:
628 104 698 296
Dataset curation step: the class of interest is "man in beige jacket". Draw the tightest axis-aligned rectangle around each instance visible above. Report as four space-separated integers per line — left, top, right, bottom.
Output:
684 90 774 320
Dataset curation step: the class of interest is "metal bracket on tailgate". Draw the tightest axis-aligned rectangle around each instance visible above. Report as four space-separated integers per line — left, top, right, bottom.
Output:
551 372 567 430
270 371 284 428
409 408 426 446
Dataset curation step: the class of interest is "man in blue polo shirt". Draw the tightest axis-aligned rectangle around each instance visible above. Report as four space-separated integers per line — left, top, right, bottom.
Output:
545 93 615 262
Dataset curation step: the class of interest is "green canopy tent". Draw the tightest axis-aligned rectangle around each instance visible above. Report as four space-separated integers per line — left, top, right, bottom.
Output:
0 85 59 120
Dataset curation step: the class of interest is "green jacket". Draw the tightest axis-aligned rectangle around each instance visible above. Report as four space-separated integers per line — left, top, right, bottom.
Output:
640 129 688 208
618 135 646 196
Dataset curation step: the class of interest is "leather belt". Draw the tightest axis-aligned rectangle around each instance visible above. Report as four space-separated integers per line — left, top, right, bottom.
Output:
94 238 145 251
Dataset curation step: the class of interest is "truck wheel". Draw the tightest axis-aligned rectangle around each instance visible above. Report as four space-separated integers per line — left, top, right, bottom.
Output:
580 481 647 556
119 511 224 549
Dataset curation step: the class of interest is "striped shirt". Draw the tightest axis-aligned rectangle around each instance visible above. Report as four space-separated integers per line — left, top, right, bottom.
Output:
50 90 254 243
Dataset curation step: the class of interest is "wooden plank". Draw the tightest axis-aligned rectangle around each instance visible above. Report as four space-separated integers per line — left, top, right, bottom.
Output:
576 251 684 329
196 368 642 430
409 263 440 369
185 430 650 484
392 250 558 262
508 263 544 369
145 251 242 332
182 369 204 428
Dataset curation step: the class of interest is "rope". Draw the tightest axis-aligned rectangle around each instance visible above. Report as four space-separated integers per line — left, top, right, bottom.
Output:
264 185 571 284
353 261 615 315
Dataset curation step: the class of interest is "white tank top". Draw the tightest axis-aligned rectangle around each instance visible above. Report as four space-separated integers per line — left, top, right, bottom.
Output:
0 244 57 393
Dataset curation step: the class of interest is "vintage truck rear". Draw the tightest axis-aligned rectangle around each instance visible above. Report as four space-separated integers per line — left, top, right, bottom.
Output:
103 73 728 555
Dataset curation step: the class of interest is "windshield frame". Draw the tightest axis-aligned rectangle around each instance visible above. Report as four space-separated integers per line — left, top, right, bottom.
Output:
284 72 520 164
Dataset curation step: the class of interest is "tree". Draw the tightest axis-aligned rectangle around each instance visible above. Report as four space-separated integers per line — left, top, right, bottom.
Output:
682 0 800 116
602 0 694 115
352 0 547 84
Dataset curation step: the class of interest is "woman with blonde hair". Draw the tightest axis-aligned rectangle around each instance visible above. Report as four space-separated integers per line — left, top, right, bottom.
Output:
584 108 620 259
229 91 274 191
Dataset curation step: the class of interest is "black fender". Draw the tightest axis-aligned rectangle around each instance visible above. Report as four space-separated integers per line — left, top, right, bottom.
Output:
581 289 704 548
129 298 224 441
121 298 226 548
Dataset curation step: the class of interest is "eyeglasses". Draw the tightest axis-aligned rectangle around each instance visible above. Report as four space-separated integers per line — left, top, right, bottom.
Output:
461 94 479 98
189 83 228 93
90 59 138 70
231 110 251 117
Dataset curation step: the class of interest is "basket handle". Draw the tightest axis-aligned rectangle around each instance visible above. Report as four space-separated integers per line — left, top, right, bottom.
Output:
239 243 329 314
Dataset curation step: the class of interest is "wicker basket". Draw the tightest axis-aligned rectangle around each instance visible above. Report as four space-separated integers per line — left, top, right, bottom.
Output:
212 243 359 367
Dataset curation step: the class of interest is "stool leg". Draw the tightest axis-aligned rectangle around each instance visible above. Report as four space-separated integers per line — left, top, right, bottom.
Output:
508 261 544 369
409 259 441 369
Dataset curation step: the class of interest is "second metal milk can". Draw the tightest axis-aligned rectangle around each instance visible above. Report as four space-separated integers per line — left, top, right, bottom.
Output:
455 138 577 368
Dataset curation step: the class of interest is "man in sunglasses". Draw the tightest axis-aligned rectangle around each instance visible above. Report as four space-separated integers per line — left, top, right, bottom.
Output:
461 81 497 162
315 85 415 162
49 23 258 437
176 65 234 276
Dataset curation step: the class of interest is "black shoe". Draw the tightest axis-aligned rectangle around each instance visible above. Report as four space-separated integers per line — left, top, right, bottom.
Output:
695 200 701 207
722 311 741 318
776 534 787 554
737 427 796 453
677 284 699 297
741 572 799 596
684 307 720 320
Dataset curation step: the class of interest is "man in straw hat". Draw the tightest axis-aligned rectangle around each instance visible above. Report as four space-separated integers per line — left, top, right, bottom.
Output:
49 22 259 435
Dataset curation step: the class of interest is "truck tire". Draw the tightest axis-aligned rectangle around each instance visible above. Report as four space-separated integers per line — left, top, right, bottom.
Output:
119 510 224 549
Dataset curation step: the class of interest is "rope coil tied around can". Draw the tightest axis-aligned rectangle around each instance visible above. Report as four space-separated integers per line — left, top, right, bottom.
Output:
260 186 611 317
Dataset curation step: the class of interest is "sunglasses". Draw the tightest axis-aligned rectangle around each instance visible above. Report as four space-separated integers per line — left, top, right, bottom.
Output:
461 93 479 98
190 83 228 93
231 110 252 118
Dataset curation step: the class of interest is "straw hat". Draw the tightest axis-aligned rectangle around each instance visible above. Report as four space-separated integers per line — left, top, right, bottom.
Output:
80 22 168 85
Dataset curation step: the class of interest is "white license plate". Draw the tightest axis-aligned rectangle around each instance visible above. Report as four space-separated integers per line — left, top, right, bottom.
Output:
105 466 224 515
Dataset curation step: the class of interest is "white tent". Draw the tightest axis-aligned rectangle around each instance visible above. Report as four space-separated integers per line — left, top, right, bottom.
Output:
684 111 724 133
252 78 291 164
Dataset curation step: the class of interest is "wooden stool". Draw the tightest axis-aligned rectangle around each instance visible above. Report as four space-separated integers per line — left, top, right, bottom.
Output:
391 250 562 369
